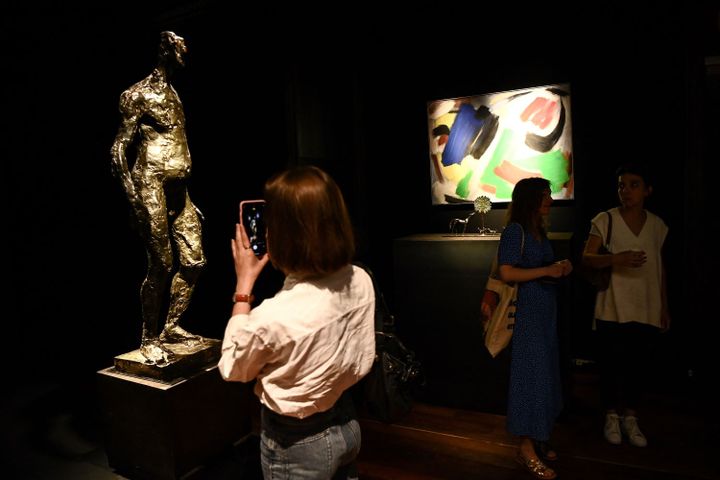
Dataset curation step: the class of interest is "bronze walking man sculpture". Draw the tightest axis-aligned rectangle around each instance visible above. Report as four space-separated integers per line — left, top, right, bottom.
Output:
111 31 206 365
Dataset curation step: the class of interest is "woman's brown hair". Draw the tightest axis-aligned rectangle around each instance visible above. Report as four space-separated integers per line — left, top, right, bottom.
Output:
264 166 355 277
506 177 551 237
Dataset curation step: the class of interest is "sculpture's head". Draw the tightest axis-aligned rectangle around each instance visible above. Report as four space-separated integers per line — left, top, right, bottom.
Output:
159 31 187 68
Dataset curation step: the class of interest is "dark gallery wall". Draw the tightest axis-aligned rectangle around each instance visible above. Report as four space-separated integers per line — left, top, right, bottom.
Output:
5 2 719 401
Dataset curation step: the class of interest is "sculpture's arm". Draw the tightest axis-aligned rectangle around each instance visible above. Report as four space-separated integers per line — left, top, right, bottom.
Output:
110 91 142 209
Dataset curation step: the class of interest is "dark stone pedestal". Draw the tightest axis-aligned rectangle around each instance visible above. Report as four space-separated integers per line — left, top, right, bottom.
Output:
97 364 253 480
393 232 572 414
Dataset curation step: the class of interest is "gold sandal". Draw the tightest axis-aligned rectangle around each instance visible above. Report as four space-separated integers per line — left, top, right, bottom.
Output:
516 452 557 479
533 439 558 461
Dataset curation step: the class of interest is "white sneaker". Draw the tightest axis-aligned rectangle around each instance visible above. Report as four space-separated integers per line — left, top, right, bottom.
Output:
622 415 647 447
604 413 622 445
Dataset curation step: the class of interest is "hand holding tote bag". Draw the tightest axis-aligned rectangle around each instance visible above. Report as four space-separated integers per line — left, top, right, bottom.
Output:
481 226 525 358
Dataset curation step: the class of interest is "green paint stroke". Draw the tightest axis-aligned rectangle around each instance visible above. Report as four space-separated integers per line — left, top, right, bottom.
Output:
455 169 474 199
477 125 570 197
467 126 571 199
479 129 514 199
513 150 570 192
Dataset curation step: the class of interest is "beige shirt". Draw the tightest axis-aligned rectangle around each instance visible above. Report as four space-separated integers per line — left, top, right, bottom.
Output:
590 208 668 328
218 264 376 418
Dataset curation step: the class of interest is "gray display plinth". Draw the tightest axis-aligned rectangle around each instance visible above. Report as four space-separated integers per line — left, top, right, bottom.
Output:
97 364 253 480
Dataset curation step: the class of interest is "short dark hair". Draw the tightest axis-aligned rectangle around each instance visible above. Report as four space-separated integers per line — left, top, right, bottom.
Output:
615 163 652 187
264 166 355 278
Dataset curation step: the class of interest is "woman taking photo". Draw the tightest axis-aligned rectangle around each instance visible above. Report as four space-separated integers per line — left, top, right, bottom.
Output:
218 166 376 479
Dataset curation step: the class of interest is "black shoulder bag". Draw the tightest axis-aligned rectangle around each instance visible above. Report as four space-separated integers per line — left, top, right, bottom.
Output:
354 263 424 423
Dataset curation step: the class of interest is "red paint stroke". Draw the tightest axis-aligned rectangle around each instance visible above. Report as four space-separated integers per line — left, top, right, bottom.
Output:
481 183 497 194
534 100 558 129
563 150 574 196
494 160 541 185
520 97 547 122
432 154 444 183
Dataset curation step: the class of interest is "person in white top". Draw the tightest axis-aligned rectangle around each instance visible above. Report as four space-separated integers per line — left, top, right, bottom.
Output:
582 163 670 449
218 165 375 479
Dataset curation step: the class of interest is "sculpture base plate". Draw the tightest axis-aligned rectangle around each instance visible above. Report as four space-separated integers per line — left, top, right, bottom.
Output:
114 338 221 383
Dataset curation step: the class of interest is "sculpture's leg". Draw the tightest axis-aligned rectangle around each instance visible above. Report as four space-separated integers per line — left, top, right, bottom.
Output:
160 193 207 345
136 183 176 364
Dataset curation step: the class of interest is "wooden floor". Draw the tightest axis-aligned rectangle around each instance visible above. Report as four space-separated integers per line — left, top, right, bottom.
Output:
6 372 718 480
356 373 718 480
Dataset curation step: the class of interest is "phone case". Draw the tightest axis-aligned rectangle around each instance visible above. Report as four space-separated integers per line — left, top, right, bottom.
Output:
239 200 267 256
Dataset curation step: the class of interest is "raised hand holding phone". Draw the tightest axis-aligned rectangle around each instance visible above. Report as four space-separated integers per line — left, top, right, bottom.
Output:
231 212 269 314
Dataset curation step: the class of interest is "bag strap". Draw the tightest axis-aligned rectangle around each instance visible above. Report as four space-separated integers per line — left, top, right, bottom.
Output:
353 262 394 333
490 223 525 277
605 210 613 247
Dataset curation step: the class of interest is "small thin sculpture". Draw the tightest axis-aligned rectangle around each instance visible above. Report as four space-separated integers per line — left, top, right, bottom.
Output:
111 31 207 365
474 195 497 235
449 211 477 234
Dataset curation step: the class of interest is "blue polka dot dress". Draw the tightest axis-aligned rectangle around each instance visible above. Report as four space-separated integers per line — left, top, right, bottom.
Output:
498 222 563 441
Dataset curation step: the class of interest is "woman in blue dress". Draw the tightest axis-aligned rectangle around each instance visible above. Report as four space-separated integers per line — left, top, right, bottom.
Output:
498 177 573 479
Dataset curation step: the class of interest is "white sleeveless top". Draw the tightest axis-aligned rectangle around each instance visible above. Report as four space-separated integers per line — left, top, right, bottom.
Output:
589 207 668 328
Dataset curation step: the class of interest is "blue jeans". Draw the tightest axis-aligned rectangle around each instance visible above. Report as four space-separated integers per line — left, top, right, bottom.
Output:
260 391 361 479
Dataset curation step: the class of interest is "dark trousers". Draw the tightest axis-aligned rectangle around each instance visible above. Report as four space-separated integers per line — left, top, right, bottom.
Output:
595 320 659 412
